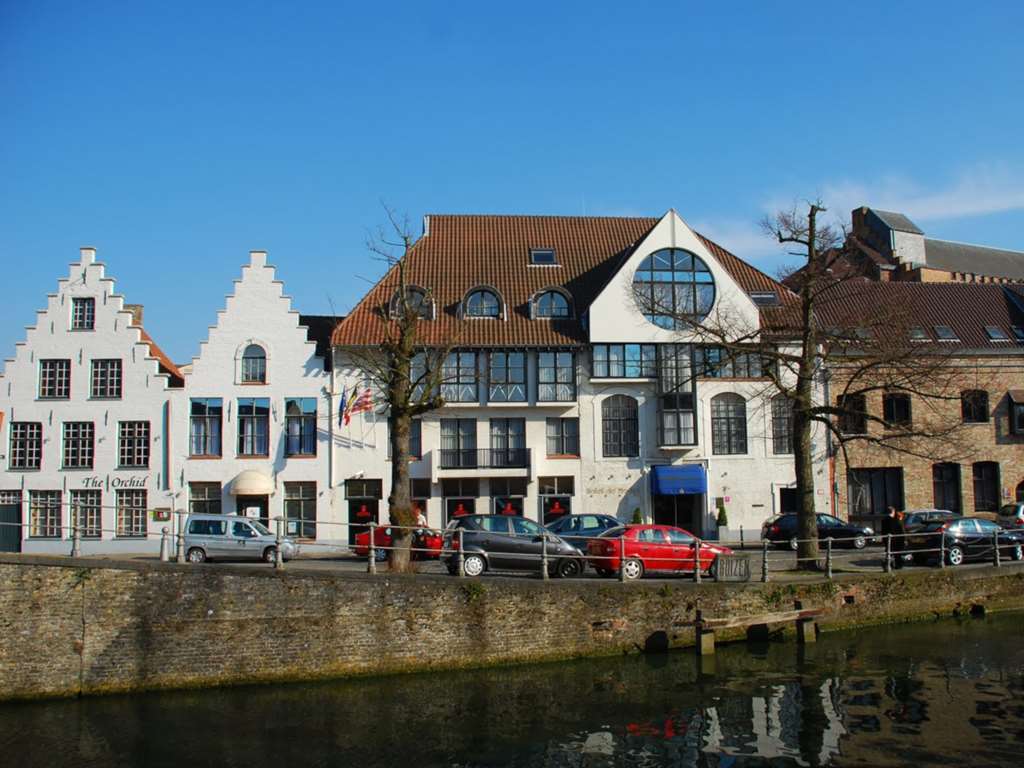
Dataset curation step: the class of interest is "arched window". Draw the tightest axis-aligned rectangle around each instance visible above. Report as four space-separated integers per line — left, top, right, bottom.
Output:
633 248 715 329
602 395 639 457
711 393 747 455
464 289 501 318
771 395 793 455
241 344 267 383
534 290 570 318
390 286 432 319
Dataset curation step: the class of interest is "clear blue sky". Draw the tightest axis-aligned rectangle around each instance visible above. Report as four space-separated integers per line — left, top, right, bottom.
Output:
3 1 1024 364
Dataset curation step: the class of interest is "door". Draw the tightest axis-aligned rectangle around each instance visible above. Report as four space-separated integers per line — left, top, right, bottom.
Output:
780 488 799 515
510 516 547 569
974 519 1001 560
0 502 22 553
231 520 261 560
348 499 379 546
236 495 269 529
635 527 671 570
477 516 516 568
664 527 696 572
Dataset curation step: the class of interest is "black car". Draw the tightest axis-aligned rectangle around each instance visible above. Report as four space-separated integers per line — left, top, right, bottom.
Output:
442 514 586 578
545 514 621 542
903 509 960 532
905 516 1024 566
762 513 874 550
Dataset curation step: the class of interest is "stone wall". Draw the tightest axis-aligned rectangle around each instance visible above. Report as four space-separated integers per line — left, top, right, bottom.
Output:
2 555 1023 701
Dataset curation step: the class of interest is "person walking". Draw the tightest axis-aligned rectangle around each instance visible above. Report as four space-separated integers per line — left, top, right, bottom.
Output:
882 506 905 569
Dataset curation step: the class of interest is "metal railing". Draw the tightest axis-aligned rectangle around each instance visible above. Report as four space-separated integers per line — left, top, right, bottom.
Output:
438 448 530 469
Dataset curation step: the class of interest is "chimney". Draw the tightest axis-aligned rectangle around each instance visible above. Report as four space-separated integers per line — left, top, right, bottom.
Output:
124 304 144 326
80 246 96 265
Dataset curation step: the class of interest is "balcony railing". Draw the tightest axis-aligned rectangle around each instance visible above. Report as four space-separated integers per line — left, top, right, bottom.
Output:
439 448 530 470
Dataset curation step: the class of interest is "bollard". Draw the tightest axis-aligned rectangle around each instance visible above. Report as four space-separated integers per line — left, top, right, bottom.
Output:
159 527 170 562
619 535 628 583
994 530 1001 567
274 516 284 570
457 527 466 578
939 531 946 569
176 510 186 564
71 523 81 558
540 533 549 580
367 521 377 575
694 538 702 584
761 539 769 583
826 537 833 580
884 533 892 573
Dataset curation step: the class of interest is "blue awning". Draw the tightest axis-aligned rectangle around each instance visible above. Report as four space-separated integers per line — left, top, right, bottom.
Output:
650 464 707 495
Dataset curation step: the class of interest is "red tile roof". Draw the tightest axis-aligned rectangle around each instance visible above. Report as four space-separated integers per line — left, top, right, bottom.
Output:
332 214 792 347
135 325 184 386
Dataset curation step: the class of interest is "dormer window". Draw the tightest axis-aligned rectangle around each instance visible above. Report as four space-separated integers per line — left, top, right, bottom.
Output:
1012 326 1024 342
534 290 570 318
934 325 959 342
390 286 433 320
241 344 267 383
909 327 929 342
985 325 1010 342
464 289 501 318
530 248 557 265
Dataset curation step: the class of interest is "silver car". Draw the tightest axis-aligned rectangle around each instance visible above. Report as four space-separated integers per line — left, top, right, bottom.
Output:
183 514 299 563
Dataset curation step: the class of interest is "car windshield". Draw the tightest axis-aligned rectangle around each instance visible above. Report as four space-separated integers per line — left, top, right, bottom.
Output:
599 526 625 538
249 521 272 536
512 518 544 536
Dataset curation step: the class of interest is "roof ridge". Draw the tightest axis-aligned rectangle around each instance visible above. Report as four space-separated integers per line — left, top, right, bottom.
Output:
925 236 1024 256
426 213 659 221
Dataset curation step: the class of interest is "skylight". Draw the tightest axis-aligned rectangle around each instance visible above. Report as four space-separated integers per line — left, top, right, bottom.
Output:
985 325 1010 341
933 325 959 341
529 248 557 265
908 327 929 342
749 291 779 307
1012 326 1024 342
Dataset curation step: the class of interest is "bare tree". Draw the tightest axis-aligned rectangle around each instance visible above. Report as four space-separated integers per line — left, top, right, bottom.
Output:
634 202 965 569
342 206 462 573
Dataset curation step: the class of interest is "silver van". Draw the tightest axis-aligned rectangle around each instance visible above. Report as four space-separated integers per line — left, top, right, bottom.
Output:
183 514 299 563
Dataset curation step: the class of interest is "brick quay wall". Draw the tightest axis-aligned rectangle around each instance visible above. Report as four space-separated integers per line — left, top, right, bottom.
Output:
2 555 1024 701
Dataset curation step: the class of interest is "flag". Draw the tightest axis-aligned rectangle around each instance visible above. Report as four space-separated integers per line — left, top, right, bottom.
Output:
343 387 372 426
338 387 347 427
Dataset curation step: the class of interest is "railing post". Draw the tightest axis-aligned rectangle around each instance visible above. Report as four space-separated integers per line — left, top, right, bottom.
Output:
159 527 170 562
274 516 284 570
619 535 627 583
540 532 549 580
994 530 1002 567
884 533 892 573
939 531 946 569
457 527 466 578
694 538 702 584
367 521 377 575
176 510 186 563
71 522 81 558
825 537 833 580
739 525 745 550
761 539 769 583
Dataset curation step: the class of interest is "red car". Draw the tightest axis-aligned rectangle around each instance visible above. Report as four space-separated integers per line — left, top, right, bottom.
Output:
586 524 732 580
353 526 444 561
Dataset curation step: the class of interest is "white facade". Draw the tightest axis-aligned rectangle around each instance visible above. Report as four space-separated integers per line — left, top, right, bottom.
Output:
0 248 183 554
171 252 337 544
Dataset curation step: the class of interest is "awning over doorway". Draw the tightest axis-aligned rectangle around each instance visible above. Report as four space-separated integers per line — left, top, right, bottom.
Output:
229 470 275 496
650 464 707 495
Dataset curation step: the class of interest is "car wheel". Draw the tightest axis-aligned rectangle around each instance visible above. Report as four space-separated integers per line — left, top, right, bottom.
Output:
374 548 388 562
463 554 486 577
557 558 583 579
946 545 964 567
789 537 799 551
263 546 278 564
187 547 206 564
852 535 867 550
622 558 644 581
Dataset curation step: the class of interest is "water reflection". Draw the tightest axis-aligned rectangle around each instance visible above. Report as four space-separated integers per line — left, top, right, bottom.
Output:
1 613 1023 767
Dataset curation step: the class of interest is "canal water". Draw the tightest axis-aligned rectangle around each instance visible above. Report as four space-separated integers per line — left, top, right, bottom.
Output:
2 612 1023 767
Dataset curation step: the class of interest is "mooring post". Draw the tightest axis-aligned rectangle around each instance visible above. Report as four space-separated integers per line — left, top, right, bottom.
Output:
367 521 377 575
993 530 1001 567
176 510 186 563
694 538 702 584
939 531 946 569
457 527 466 578
619 535 628 583
540 532 550 580
274 516 284 570
695 611 715 656
826 537 833 580
797 617 817 644
761 539 769 583
159 527 170 562
884 533 892 573
70 522 81 558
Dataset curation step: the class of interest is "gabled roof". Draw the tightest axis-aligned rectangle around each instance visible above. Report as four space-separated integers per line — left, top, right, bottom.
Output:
923 238 1024 280
331 214 793 347
871 209 924 235
134 325 185 387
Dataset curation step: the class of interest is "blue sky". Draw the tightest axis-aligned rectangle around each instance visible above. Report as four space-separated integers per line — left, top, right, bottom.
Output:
3 1 1024 363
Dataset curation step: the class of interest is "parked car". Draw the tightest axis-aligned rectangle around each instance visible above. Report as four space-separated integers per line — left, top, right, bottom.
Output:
905 516 1024 566
761 513 874 550
353 526 443 561
441 514 586 578
545 513 621 541
586 524 732 580
184 514 299 563
903 509 960 532
997 503 1024 529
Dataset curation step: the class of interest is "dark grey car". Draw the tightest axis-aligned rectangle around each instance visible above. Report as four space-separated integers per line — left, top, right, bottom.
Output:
442 514 586 578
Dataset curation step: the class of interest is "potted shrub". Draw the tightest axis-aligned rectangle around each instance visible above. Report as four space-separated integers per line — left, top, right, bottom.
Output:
716 501 731 542
631 507 643 524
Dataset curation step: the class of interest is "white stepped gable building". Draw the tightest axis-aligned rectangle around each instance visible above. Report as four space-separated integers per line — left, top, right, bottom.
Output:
171 251 337 545
330 211 832 537
0 247 185 554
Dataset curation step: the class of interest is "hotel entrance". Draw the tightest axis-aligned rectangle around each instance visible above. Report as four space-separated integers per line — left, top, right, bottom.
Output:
652 494 703 534
649 464 707 535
